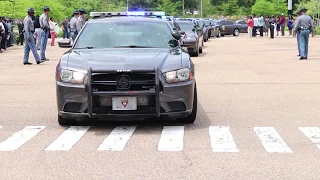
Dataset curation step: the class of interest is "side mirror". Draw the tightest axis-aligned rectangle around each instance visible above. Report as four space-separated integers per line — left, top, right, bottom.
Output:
179 30 186 35
192 28 196 32
168 39 179 47
171 30 182 40
172 27 177 31
58 39 72 48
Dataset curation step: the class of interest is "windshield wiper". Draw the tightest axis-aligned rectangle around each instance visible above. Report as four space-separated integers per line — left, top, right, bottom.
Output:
113 45 153 48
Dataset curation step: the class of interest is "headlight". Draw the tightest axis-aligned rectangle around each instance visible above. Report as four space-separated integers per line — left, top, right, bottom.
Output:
57 69 86 84
164 68 192 83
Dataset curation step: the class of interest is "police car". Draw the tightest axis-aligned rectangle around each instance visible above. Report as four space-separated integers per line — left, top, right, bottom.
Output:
56 11 197 125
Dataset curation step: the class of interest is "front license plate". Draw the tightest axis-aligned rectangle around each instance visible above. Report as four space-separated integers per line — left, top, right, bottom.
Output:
112 97 137 110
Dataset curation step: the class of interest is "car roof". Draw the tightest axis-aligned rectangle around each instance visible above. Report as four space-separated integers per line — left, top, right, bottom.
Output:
88 17 167 23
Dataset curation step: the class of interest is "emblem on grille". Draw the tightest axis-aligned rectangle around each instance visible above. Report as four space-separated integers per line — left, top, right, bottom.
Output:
116 75 130 89
121 98 128 107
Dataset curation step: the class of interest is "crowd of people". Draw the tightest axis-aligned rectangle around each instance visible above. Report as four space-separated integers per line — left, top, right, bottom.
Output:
0 6 88 65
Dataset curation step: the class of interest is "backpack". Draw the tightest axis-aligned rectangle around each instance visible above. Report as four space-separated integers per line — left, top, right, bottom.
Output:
34 17 40 28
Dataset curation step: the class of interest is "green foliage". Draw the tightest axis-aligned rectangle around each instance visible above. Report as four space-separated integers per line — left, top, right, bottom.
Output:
251 0 276 16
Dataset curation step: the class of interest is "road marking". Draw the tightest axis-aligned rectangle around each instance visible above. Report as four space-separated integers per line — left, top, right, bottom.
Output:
209 126 239 152
299 127 320 149
97 126 136 151
0 126 46 151
254 127 292 153
158 126 184 151
45 126 90 151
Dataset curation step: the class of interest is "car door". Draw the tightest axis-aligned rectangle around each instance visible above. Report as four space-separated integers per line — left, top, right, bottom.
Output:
236 20 248 33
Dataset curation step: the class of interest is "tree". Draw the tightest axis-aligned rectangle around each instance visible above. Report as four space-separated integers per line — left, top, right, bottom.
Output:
251 0 276 16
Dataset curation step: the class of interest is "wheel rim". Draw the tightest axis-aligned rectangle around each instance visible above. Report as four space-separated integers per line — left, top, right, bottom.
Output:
218 32 221 37
235 29 239 36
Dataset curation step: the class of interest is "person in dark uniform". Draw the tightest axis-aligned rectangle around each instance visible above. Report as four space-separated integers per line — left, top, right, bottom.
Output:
1 17 8 51
23 8 44 65
293 10 302 57
269 16 276 39
293 7 315 60
17 19 24 46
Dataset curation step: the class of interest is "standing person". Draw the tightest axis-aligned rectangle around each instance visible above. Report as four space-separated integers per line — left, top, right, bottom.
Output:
33 15 41 50
252 14 258 37
293 10 302 57
276 16 280 36
293 7 315 60
1 17 8 51
258 14 264 37
0 17 4 53
287 15 294 36
280 13 286 36
269 16 276 39
49 17 56 46
23 8 44 65
246 16 254 37
70 9 79 42
5 19 12 47
8 19 14 47
62 18 69 39
264 16 270 36
17 19 24 46
76 9 86 35
39 6 50 61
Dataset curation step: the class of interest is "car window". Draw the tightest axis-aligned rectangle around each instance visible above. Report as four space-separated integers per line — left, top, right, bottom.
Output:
220 21 233 25
173 22 181 30
197 21 204 27
74 21 173 49
176 22 195 32
237 20 245 24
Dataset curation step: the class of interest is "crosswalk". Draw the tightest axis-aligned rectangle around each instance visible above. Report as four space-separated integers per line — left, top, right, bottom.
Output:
0 125 319 152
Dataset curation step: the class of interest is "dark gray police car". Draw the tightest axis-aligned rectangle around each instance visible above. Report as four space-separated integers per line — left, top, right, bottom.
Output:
56 12 197 125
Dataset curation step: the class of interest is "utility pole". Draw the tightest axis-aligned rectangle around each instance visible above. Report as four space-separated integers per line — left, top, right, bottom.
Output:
127 0 129 11
200 0 203 18
182 0 185 15
288 0 292 15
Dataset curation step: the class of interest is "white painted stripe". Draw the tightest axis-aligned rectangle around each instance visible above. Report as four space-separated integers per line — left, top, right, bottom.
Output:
0 126 3 129
97 126 136 151
254 127 292 153
299 127 320 149
209 126 239 152
45 126 90 151
158 126 184 151
0 126 46 151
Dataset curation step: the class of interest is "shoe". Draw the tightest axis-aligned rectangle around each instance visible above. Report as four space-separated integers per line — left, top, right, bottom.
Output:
299 57 306 60
23 62 33 65
297 55 300 56
37 60 45 64
41 58 49 61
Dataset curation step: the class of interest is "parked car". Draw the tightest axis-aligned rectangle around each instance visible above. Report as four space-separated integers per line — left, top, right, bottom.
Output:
216 20 242 36
236 20 248 33
195 19 209 42
175 19 204 57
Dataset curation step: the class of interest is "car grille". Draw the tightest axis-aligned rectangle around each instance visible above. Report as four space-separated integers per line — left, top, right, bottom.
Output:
91 73 159 91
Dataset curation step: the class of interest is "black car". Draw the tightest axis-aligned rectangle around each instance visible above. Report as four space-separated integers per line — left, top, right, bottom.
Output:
175 19 204 57
56 12 198 125
216 20 242 36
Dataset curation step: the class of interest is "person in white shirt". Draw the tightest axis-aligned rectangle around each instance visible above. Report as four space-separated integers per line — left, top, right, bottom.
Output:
49 17 56 46
253 14 258 37
258 14 264 37
0 20 4 53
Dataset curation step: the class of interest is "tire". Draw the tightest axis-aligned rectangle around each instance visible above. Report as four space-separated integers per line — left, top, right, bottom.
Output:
199 46 203 53
233 28 240 36
193 46 199 57
177 86 197 124
216 31 221 38
58 114 76 126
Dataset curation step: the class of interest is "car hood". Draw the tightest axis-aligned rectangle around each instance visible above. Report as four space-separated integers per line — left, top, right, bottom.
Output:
66 48 183 73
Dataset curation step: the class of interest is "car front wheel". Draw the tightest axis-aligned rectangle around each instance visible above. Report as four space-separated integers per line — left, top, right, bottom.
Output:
177 86 197 124
233 28 240 36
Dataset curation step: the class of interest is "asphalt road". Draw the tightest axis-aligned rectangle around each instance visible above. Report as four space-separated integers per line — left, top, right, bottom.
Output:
1 34 320 180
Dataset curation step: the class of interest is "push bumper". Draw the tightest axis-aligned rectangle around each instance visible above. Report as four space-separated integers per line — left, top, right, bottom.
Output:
56 68 195 120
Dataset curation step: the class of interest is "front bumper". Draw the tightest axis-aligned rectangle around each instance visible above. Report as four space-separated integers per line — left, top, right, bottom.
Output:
57 68 195 120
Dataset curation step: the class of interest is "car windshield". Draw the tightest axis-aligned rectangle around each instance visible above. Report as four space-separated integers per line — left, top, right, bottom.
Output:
204 21 211 26
197 21 204 27
176 22 195 32
74 20 173 49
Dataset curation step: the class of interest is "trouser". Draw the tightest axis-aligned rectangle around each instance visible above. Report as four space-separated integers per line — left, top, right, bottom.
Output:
23 32 41 63
34 28 41 49
252 26 256 36
17 33 24 45
63 29 70 39
270 25 275 38
298 30 310 57
70 31 78 41
10 33 14 46
297 33 301 56
259 26 263 36
280 24 285 36
40 29 49 59
50 32 56 45
248 27 253 37
1 34 6 49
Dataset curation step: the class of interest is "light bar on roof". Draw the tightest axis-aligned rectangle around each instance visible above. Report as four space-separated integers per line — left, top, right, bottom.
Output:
153 11 165 16
127 11 145 16
90 12 127 17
